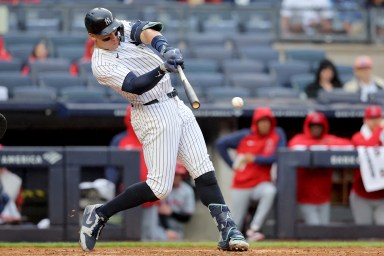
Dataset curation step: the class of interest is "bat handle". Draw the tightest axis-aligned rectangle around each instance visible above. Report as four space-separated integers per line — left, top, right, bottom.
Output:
177 66 186 80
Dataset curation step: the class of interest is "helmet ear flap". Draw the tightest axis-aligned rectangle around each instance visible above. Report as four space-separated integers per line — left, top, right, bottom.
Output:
117 24 125 42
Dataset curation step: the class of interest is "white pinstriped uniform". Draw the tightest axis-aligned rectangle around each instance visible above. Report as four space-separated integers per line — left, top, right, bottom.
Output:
92 20 214 199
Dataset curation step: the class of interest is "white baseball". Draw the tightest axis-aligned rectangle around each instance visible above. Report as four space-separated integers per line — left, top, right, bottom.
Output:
231 97 244 108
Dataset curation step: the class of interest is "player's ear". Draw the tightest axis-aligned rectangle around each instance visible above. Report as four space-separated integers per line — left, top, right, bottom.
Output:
88 34 97 42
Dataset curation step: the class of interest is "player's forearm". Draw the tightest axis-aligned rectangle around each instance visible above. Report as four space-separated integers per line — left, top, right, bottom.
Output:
254 154 277 165
140 29 162 45
121 67 166 95
215 140 234 168
171 212 192 223
159 214 170 229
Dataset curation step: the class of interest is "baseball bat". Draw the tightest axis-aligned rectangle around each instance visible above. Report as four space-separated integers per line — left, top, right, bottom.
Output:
177 66 200 109
0 113 7 139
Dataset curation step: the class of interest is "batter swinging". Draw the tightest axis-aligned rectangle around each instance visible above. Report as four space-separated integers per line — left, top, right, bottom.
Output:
79 7 249 252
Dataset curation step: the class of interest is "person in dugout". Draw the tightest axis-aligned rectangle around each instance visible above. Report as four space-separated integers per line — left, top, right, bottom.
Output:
350 105 384 225
216 107 287 241
288 111 352 225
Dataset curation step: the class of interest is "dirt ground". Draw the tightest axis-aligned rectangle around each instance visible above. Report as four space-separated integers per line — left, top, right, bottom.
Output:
1 246 384 256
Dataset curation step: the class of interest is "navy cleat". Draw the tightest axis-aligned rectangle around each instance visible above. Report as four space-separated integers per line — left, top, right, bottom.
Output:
208 204 249 252
79 204 108 251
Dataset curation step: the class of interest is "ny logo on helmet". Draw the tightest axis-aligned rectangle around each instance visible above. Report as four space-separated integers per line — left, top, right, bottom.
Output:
105 17 112 25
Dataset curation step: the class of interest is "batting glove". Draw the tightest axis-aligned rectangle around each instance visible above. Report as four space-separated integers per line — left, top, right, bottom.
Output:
160 60 183 73
161 47 184 71
161 46 182 60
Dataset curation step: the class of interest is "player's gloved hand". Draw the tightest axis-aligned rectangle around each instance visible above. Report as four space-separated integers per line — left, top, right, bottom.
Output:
162 46 183 61
160 59 184 73
161 46 184 73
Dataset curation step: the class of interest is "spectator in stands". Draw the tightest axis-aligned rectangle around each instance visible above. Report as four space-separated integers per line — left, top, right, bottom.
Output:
70 39 94 76
365 0 384 36
365 0 384 8
330 0 365 35
216 107 287 241
280 0 334 35
158 161 195 241
0 0 40 4
104 106 163 241
0 36 12 61
305 59 343 99
350 105 384 225
343 55 384 102
21 37 52 75
288 112 352 225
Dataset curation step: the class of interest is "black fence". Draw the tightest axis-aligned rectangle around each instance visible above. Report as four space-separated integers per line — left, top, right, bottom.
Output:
0 147 141 242
1 147 384 241
276 149 384 239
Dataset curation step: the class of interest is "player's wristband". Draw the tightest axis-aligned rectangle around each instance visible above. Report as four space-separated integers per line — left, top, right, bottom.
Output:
159 63 169 73
151 35 169 54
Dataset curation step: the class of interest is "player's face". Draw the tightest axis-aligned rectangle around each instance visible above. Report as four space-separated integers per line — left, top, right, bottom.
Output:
364 117 381 131
309 124 324 138
355 67 372 82
320 67 334 82
91 29 120 50
257 118 271 136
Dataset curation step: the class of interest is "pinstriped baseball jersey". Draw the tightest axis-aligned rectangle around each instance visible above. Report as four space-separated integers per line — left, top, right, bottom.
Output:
91 20 214 199
92 20 173 105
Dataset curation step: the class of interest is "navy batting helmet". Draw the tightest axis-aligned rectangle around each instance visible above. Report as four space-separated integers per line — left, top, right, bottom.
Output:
84 7 121 36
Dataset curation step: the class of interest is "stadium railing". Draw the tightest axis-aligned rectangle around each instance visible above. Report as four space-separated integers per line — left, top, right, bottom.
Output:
1 3 383 44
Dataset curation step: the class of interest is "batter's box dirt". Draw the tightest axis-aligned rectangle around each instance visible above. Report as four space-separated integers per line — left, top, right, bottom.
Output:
1 246 384 256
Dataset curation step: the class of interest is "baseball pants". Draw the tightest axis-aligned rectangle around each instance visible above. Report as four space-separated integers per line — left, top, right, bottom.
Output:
230 182 276 231
131 96 214 199
349 191 384 225
298 202 330 225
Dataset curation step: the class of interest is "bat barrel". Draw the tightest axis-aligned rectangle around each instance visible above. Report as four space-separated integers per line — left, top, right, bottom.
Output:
177 66 200 109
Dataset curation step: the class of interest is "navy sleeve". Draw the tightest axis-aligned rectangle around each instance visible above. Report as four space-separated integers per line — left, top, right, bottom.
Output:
121 67 166 95
254 126 287 165
215 129 250 168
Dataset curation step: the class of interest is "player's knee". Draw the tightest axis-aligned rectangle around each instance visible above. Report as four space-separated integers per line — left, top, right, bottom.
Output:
262 184 277 198
148 183 173 200
195 171 217 187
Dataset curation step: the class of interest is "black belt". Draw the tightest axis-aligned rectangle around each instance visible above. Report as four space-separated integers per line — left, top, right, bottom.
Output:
142 89 178 106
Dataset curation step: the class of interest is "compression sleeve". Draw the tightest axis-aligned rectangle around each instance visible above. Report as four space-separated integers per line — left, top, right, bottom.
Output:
215 129 250 168
171 212 192 223
121 67 166 95
254 127 287 165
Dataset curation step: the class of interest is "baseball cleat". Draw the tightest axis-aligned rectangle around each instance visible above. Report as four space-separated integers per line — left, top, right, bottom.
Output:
217 227 249 251
209 204 249 252
79 204 107 251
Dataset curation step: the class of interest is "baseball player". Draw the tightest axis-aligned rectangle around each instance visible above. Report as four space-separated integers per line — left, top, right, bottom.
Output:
216 107 286 241
350 105 384 225
79 7 249 252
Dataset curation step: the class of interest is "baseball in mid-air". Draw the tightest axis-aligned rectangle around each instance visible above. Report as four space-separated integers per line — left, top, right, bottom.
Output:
231 97 244 108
